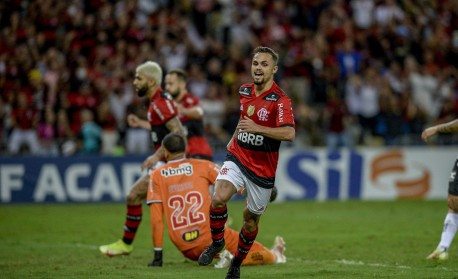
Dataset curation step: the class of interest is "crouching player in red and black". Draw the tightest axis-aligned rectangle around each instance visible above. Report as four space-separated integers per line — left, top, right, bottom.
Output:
197 46 295 279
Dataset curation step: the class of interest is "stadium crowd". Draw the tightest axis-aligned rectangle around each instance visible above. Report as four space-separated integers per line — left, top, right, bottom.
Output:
0 0 457 156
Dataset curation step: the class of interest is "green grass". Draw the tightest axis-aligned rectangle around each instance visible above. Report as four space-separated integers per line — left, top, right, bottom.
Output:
1 200 457 278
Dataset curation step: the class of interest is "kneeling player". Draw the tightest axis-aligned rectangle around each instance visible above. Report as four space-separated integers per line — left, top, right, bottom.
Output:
147 133 286 267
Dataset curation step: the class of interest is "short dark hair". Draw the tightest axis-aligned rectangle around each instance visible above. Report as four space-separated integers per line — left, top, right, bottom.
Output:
168 69 187 82
162 133 186 154
253 46 279 64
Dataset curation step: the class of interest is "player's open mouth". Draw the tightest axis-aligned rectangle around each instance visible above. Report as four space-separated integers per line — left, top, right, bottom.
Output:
254 72 263 77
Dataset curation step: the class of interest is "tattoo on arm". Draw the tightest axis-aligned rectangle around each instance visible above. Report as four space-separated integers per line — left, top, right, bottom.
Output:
437 119 458 133
165 117 185 135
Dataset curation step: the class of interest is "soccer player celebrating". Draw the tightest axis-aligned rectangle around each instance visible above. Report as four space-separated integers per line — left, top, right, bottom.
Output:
164 69 213 160
99 61 185 256
147 133 286 267
422 119 458 261
197 46 295 279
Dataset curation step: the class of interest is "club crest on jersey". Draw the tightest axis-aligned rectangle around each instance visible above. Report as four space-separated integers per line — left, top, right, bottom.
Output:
247 105 255 116
239 86 252 96
257 108 269 121
161 163 193 177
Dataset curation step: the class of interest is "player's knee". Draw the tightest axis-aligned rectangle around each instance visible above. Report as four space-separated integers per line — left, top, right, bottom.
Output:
126 193 139 205
242 219 258 232
270 186 278 202
126 190 145 205
447 195 458 212
211 194 227 207
212 188 234 207
242 210 259 232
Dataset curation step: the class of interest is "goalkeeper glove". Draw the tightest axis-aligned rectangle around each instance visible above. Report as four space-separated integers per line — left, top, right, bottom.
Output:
148 249 163 267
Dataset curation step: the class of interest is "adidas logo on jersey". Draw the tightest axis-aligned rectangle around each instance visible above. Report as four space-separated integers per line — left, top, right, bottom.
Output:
161 164 193 177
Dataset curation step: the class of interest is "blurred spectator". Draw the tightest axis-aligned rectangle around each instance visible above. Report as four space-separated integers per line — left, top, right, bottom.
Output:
337 40 363 80
345 70 381 144
375 88 404 145
187 64 209 99
374 0 404 27
56 109 77 156
324 90 354 150
0 0 456 156
160 32 188 72
7 93 40 155
383 61 408 95
37 108 58 155
200 82 229 145
351 0 375 29
406 56 452 120
79 109 101 154
109 81 134 131
97 101 120 155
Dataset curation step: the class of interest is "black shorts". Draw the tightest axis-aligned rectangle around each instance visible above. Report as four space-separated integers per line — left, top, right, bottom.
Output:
448 159 458 195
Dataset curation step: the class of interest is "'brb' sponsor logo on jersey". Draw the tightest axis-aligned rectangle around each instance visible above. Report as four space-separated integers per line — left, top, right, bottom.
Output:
237 132 264 146
161 164 193 177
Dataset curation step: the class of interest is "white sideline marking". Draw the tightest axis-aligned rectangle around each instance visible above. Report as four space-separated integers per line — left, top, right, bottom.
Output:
336 259 410 269
8 241 152 252
292 258 456 272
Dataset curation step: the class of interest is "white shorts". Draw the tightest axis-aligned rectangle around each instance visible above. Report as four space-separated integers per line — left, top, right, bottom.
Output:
216 161 272 215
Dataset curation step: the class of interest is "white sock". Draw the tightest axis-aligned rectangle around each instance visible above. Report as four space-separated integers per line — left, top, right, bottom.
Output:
438 212 458 251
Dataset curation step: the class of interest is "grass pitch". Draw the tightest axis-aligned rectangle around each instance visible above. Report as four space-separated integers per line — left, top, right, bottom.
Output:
1 200 457 278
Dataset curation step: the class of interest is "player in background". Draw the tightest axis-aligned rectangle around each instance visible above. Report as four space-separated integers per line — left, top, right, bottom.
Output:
147 133 286 267
198 46 295 279
422 119 458 260
164 69 213 160
99 61 185 256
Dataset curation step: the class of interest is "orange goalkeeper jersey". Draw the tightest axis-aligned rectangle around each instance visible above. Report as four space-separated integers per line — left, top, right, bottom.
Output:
147 158 219 252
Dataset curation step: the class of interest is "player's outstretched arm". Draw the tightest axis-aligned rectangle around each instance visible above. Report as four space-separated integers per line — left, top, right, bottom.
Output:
421 119 458 142
142 116 186 170
237 116 295 141
165 116 186 135
148 202 164 267
127 113 151 130
142 146 165 170
177 103 204 120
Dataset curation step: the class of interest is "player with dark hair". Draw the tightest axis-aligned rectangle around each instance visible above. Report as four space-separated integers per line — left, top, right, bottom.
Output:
99 61 185 256
423 119 458 260
198 46 295 279
147 133 286 267
165 69 213 160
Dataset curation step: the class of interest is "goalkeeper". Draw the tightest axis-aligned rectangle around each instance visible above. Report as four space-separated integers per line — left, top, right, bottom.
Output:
147 133 286 267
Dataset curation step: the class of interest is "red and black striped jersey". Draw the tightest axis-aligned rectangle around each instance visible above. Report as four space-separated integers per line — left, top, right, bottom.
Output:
147 88 178 150
226 82 295 188
178 93 213 160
